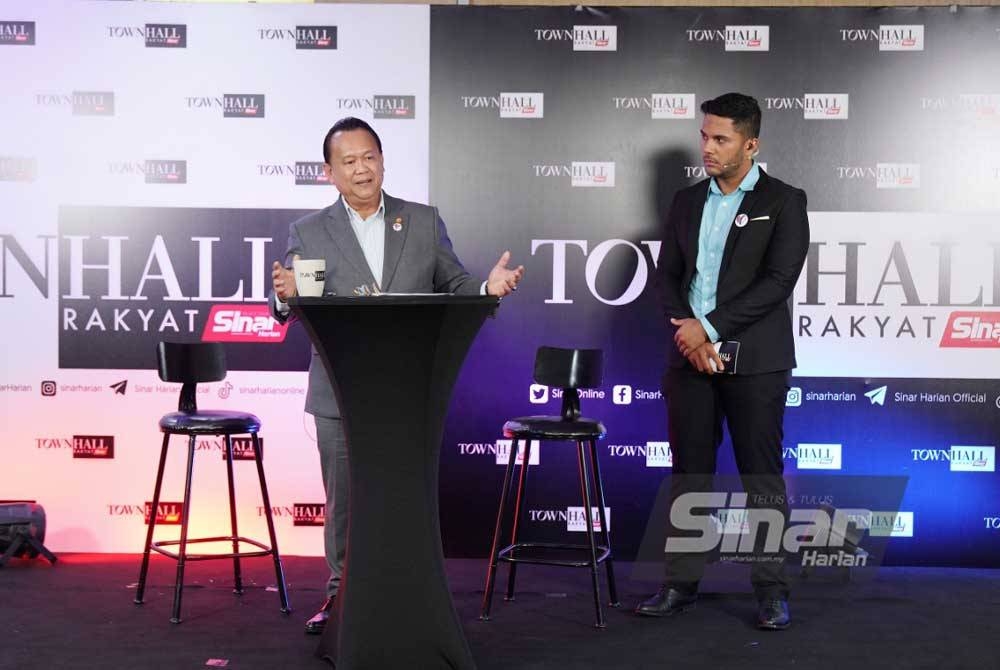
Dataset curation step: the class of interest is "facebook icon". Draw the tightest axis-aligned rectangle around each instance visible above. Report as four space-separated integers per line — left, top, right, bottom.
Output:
612 385 632 405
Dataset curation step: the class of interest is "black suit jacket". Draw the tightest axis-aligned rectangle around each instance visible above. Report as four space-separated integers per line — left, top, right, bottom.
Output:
654 169 810 375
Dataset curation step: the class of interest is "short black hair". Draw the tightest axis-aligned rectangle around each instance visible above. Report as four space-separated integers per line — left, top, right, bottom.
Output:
322 117 383 164
700 93 761 139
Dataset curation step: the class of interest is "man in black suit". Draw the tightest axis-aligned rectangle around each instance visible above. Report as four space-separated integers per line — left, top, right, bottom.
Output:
635 93 810 629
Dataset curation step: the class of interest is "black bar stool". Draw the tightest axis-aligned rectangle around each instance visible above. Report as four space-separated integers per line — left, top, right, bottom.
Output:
134 341 291 623
481 346 620 628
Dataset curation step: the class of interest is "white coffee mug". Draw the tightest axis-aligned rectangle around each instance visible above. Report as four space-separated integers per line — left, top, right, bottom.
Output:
292 258 326 297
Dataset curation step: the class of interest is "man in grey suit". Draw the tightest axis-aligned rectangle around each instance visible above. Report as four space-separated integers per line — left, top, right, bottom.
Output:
270 117 524 634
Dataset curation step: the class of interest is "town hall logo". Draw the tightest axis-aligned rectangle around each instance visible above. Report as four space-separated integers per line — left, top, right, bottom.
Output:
36 91 115 116
106 23 186 47
534 25 617 51
533 162 616 188
0 156 37 182
336 95 415 120
223 94 265 118
0 20 35 45
765 94 849 120
687 25 769 51
72 434 115 459
186 94 266 118
145 24 186 48
613 94 696 119
257 25 337 49
839 25 924 51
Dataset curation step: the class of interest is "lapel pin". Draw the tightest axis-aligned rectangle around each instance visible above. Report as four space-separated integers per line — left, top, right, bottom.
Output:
734 213 749 228
392 217 403 232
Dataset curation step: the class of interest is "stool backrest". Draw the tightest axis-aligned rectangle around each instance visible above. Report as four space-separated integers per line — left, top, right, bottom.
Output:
533 347 603 421
157 342 227 413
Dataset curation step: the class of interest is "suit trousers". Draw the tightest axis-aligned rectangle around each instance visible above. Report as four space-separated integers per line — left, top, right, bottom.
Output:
314 415 349 598
662 367 791 599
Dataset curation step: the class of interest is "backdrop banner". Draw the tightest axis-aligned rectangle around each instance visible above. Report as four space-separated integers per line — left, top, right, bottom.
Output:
2 2 998 566
429 5 1000 567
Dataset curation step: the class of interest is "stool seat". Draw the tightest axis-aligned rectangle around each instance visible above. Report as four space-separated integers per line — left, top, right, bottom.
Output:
135 341 289 624
503 416 606 440
483 346 619 628
159 410 261 435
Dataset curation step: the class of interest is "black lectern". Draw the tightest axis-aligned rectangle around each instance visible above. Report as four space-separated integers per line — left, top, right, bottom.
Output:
288 295 497 670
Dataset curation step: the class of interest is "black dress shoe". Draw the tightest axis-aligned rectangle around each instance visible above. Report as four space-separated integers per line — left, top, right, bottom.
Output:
304 597 335 635
634 587 697 617
756 598 790 630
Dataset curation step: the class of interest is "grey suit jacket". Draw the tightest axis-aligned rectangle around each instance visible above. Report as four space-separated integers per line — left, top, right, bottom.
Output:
269 192 482 418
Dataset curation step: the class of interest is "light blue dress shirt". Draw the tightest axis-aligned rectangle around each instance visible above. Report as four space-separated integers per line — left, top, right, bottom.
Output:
343 194 386 288
274 194 385 312
689 162 760 342
346 194 488 295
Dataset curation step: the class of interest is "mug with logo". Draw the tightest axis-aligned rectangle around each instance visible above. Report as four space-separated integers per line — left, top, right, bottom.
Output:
292 258 326 297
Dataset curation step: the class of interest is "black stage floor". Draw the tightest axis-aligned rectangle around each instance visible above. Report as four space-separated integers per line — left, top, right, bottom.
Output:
2 554 998 670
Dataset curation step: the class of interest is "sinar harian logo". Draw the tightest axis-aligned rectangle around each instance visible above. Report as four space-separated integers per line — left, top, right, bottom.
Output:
666 493 912 566
940 312 1000 348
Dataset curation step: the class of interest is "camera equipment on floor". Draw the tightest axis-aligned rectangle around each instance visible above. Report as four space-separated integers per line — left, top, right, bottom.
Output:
0 501 57 566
